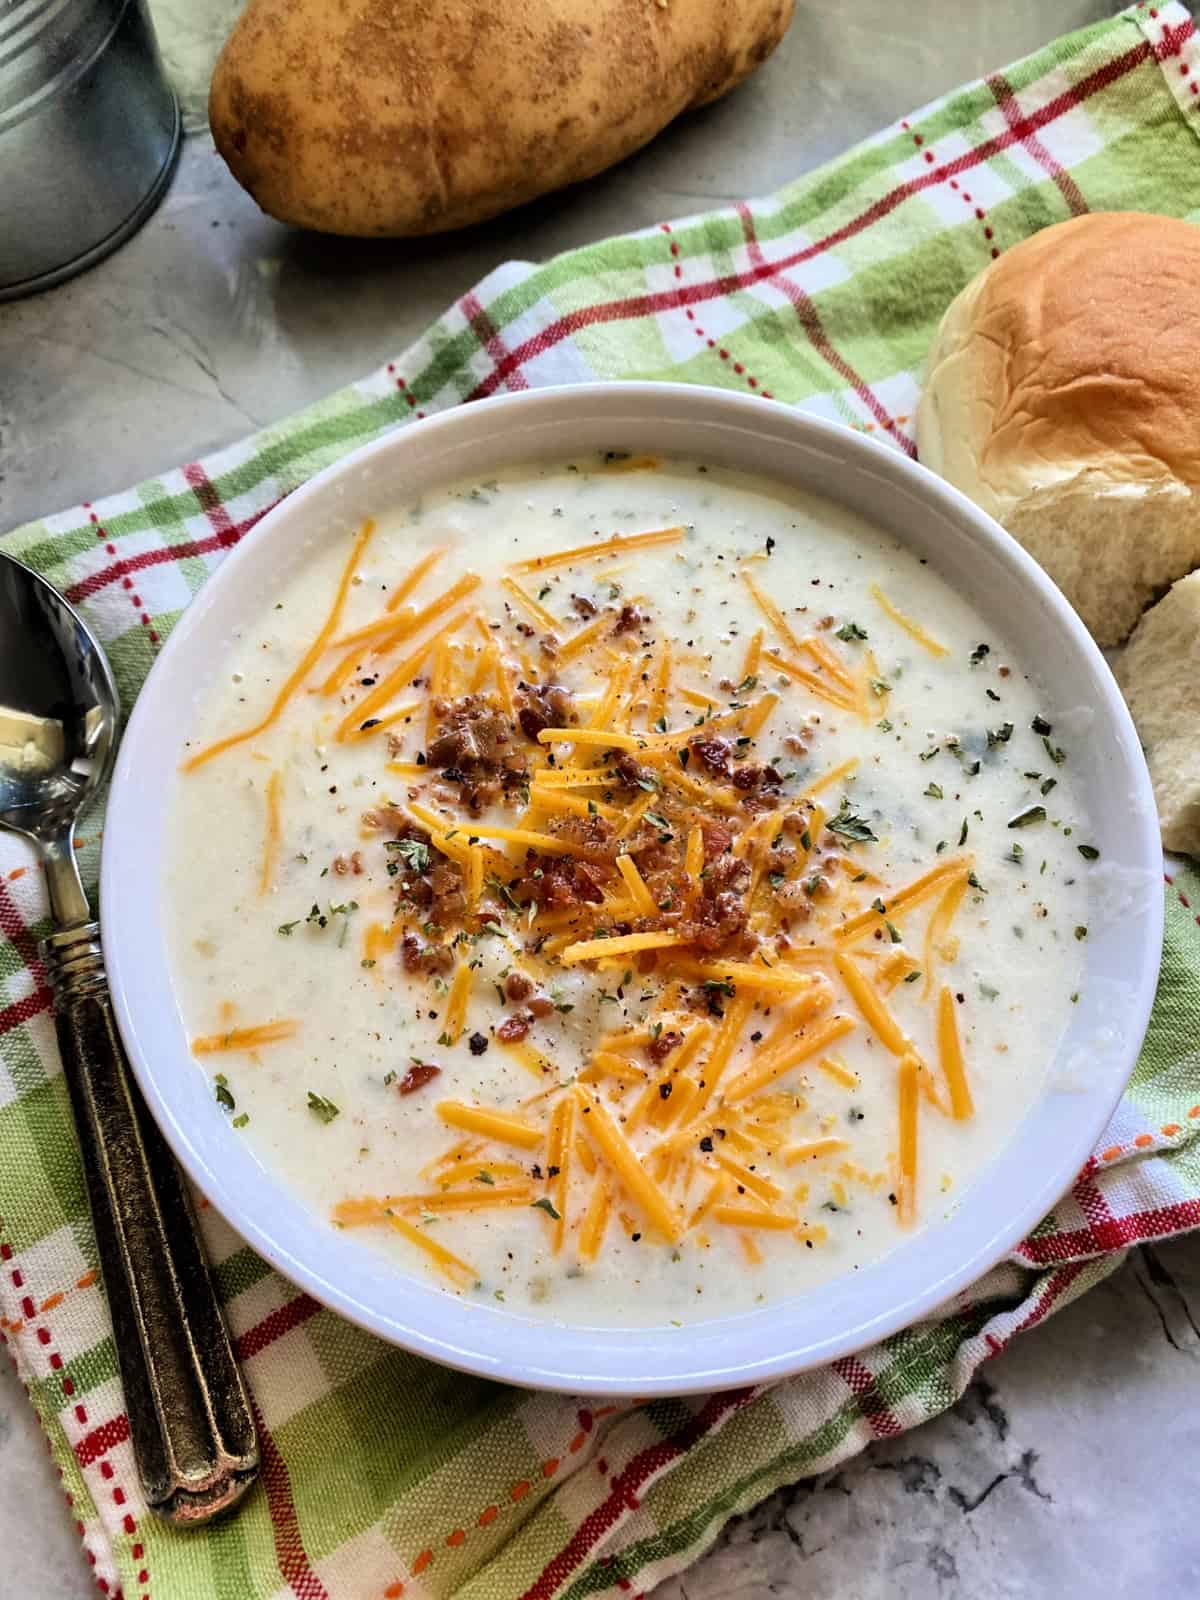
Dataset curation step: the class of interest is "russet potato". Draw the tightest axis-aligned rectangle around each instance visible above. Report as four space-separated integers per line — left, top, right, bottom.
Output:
209 0 794 237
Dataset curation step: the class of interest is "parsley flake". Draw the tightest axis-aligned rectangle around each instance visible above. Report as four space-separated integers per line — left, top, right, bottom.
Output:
1008 804 1046 829
306 1091 340 1124
827 799 877 843
388 837 431 874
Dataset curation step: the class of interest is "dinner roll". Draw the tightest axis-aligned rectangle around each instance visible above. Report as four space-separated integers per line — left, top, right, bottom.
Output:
1116 570 1200 855
917 212 1200 647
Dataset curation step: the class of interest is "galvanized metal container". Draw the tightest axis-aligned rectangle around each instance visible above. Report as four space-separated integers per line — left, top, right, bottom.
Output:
0 0 181 301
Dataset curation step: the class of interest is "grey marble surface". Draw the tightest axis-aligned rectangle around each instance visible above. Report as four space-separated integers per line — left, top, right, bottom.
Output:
3 1 1196 1596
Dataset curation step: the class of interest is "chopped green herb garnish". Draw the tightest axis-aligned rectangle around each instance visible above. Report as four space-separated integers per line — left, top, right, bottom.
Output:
836 622 868 642
530 1197 561 1220
827 800 877 843
924 782 943 800
702 977 737 999
969 643 991 666
475 1171 496 1186
388 837 431 874
1008 805 1046 829
1077 844 1100 861
231 1112 249 1128
1031 714 1053 735
489 876 521 912
958 818 969 846
884 920 902 944
1074 925 1088 940
1040 777 1057 797
306 1091 340 1123
277 920 300 937
214 1081 236 1112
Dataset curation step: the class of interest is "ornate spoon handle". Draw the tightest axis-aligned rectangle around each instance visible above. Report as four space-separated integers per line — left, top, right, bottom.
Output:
41 923 259 1524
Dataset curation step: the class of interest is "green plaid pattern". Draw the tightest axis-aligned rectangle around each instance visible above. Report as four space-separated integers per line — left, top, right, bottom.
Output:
4 6 1200 1595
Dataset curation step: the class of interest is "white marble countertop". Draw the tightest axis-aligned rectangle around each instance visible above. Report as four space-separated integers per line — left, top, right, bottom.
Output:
4 2 1199 1594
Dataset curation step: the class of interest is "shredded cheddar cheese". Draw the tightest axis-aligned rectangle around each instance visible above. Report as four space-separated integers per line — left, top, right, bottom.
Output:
870 582 948 658
560 930 687 964
259 768 283 895
501 575 559 632
335 609 471 741
386 545 449 614
897 1052 920 1226
761 650 862 714
937 985 974 1121
616 852 657 916
386 1213 477 1287
741 567 804 656
183 517 378 771
573 1086 683 1242
509 524 685 574
192 1019 299 1054
333 572 483 655
435 1102 543 1150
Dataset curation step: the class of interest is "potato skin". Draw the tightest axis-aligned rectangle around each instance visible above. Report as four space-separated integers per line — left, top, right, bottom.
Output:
209 0 794 237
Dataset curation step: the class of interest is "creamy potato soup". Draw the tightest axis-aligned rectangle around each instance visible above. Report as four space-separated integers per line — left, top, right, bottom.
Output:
167 454 1094 1326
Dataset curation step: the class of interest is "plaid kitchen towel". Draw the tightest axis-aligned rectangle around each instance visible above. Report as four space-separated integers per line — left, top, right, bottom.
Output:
4 5 1200 1597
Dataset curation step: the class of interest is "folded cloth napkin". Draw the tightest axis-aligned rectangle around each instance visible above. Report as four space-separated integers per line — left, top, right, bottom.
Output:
5 6 1200 1596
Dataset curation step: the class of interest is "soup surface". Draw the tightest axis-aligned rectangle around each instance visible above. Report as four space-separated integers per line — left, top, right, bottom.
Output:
167 454 1094 1326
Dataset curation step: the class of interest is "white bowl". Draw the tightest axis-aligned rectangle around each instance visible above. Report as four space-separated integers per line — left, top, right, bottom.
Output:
103 383 1162 1395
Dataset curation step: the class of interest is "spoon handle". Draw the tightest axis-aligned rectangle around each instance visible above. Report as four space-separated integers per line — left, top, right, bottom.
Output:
41 924 259 1524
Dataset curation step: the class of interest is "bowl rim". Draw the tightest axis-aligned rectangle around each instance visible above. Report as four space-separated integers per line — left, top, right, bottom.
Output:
102 382 1163 1395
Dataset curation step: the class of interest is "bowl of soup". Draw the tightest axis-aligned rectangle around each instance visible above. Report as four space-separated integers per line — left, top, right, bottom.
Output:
103 383 1162 1393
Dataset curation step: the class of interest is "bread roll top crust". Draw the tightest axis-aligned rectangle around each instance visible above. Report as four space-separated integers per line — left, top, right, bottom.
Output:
918 212 1200 519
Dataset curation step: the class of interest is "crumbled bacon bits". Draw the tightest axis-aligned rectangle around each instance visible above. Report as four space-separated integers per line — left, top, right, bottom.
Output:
397 1062 441 1095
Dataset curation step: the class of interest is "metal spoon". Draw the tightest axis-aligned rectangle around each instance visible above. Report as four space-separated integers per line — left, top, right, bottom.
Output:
0 551 258 1523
